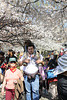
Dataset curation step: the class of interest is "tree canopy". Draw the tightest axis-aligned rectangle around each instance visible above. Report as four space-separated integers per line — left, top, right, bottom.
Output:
0 0 67 51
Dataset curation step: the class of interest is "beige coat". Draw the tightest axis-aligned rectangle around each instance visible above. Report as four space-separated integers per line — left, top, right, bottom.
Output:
14 79 24 100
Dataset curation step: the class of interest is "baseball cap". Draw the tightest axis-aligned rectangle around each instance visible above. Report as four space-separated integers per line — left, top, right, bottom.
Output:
9 57 16 62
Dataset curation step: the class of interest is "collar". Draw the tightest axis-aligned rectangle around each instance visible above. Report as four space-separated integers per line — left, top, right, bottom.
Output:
10 67 17 73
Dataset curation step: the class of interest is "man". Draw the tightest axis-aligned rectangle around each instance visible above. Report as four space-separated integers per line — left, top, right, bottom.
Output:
19 43 43 100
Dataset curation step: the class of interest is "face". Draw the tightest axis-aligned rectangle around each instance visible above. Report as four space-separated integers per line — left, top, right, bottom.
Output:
45 60 49 65
9 52 13 57
28 46 34 54
64 51 67 54
10 61 16 67
8 51 9 55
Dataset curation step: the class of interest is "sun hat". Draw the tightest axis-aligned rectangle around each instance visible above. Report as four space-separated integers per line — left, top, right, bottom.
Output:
57 54 67 74
58 53 67 66
53 54 67 75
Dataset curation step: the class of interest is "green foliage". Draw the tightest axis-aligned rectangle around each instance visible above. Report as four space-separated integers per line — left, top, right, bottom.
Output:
17 66 20 69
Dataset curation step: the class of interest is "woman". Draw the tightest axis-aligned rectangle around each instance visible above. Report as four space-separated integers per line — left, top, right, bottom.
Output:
57 48 67 100
6 49 17 64
51 48 67 100
1 57 24 100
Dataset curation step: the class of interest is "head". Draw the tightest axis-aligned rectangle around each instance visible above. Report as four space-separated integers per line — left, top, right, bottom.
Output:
27 43 35 55
8 49 13 57
9 57 17 68
0 51 5 65
24 40 33 52
12 51 15 55
37 50 40 54
54 55 58 60
60 48 64 52
64 48 67 54
45 58 49 65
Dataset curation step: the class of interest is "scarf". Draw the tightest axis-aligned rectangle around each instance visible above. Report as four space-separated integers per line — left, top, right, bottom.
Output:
10 67 17 73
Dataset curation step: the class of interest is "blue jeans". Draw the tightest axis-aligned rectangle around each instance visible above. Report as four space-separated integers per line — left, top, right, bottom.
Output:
24 75 39 100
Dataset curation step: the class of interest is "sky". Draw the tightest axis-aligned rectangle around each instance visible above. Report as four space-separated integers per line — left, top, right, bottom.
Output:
64 23 67 28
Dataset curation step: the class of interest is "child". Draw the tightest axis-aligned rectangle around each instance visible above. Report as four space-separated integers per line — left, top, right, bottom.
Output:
44 58 49 93
1 57 24 100
38 63 45 94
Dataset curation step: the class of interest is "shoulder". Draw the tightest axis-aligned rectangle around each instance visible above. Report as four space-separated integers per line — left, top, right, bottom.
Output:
16 69 22 77
6 56 9 59
6 69 10 72
5 69 10 75
19 52 27 61
16 68 21 73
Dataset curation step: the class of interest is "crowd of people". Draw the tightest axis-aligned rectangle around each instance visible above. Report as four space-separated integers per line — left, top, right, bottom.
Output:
0 41 67 100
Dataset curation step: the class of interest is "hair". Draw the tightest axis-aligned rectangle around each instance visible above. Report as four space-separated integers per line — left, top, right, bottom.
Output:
0 51 5 64
54 55 58 60
27 43 35 49
64 44 67 47
9 49 13 52
24 40 35 52
25 40 32 45
12 51 15 55
37 50 40 53
45 58 49 61
0 51 5 56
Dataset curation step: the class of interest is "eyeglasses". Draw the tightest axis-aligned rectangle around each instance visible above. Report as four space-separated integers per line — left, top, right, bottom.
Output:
10 61 16 63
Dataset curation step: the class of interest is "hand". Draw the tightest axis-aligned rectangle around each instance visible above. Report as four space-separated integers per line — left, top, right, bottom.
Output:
13 80 17 84
1 89 4 95
46 67 49 71
36 59 42 64
23 59 30 63
21 76 24 81
31 54 35 58
36 59 44 66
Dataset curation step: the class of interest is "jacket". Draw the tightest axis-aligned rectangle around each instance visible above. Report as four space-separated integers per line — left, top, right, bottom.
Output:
14 79 24 100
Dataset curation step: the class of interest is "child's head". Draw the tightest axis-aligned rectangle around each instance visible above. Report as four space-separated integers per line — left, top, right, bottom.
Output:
9 57 17 67
45 58 49 65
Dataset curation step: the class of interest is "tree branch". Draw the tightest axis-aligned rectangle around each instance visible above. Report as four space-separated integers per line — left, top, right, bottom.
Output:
23 0 39 13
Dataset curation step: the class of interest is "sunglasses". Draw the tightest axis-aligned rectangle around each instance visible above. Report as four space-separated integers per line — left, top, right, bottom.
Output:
10 61 16 63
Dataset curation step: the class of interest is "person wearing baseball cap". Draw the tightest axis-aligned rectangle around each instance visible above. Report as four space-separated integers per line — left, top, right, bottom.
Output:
1 57 24 100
